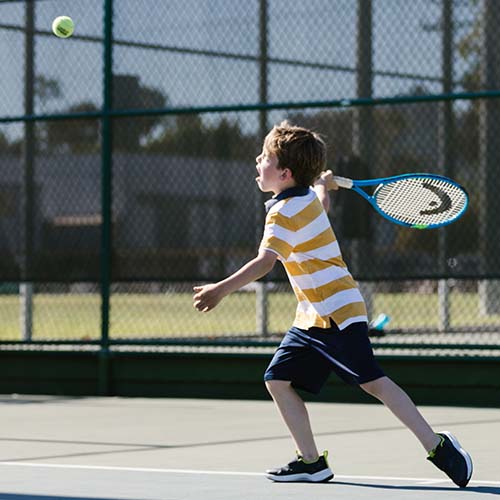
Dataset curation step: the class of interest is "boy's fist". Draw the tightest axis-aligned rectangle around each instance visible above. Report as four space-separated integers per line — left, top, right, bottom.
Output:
316 170 339 191
193 284 223 312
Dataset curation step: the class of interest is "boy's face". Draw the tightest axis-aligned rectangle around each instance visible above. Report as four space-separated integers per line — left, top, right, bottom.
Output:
255 145 283 194
255 137 294 195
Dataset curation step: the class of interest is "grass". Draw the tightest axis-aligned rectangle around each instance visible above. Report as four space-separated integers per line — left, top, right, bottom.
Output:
1 291 500 341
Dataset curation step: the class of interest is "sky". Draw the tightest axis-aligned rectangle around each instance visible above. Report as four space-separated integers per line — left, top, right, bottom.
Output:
0 0 479 140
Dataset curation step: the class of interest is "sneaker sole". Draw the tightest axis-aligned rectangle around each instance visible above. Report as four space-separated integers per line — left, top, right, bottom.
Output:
266 468 333 483
440 431 473 487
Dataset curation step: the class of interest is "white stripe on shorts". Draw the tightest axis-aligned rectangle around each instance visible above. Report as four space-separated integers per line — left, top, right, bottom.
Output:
309 342 359 377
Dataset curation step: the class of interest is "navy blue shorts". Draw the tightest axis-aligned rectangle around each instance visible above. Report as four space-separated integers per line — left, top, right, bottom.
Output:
264 322 385 394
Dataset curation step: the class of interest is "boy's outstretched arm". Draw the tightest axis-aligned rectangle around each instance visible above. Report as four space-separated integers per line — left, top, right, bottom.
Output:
193 249 278 312
313 169 338 213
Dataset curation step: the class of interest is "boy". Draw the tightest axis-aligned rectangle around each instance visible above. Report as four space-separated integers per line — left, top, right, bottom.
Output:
192 121 473 488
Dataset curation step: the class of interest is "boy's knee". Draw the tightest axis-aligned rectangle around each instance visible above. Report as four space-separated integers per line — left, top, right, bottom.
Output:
360 376 389 397
265 379 292 396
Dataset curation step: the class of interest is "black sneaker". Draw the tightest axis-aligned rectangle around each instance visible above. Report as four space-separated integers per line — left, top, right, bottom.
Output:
266 451 333 483
427 432 473 487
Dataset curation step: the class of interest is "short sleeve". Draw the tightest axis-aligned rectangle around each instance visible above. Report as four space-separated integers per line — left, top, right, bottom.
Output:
259 210 295 260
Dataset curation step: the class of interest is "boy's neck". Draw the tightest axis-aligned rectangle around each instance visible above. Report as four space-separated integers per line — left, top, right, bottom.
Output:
273 180 299 197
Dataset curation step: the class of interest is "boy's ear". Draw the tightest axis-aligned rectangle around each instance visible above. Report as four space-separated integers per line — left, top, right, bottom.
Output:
280 168 292 180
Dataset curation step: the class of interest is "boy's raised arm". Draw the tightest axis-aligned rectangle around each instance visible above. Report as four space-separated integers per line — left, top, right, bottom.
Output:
313 169 338 213
193 249 278 312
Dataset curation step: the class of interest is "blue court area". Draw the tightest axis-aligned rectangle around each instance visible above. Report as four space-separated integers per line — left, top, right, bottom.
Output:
0 395 498 499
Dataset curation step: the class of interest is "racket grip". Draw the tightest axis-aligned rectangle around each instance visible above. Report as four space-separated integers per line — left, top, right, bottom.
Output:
331 176 354 189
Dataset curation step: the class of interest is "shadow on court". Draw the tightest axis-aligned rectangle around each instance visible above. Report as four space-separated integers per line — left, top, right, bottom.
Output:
0 416 498 463
0 495 127 500
333 481 500 495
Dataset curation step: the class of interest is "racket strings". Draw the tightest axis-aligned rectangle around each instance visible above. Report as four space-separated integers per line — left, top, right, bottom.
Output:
374 177 467 226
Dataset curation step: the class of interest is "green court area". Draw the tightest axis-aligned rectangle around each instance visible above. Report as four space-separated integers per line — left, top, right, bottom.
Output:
1 292 499 340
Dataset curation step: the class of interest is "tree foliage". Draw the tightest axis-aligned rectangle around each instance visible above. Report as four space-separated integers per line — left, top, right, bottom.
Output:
146 115 257 160
45 102 100 153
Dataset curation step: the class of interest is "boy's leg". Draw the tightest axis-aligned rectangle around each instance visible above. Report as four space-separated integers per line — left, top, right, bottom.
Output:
264 379 333 483
361 376 473 488
360 376 439 452
265 380 319 461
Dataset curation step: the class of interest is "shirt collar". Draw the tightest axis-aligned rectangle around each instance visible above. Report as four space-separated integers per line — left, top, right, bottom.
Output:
264 186 310 213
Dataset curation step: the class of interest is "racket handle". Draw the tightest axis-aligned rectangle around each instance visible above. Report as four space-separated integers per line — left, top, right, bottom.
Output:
331 176 354 190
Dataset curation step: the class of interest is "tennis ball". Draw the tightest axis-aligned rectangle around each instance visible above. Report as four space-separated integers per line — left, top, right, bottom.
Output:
52 16 74 38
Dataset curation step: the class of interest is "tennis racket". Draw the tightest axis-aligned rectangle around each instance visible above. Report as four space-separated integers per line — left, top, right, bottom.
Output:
327 173 469 229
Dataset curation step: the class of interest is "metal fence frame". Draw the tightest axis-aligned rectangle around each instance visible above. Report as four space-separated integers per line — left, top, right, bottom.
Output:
2 0 500 355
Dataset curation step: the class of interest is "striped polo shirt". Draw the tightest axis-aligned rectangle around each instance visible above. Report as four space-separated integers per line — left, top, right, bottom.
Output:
260 187 367 330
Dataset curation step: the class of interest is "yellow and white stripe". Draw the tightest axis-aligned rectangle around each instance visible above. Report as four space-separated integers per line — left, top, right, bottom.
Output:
260 189 367 331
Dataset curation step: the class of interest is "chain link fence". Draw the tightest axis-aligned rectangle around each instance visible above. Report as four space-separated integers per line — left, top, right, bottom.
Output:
1 0 500 345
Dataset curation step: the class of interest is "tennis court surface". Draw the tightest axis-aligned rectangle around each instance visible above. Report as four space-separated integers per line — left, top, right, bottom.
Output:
0 395 498 499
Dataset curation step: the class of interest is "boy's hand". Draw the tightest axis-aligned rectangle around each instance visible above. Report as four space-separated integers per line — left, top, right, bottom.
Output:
193 284 225 312
193 251 276 313
315 170 339 191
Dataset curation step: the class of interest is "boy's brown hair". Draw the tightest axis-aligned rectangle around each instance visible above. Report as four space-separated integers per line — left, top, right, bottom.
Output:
265 120 326 187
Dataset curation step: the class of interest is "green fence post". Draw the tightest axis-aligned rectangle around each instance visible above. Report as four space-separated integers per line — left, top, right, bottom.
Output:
99 0 114 396
256 0 269 337
354 0 375 318
479 0 500 315
20 0 35 341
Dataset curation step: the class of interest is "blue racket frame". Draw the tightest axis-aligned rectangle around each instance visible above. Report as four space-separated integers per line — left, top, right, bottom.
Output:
338 173 469 229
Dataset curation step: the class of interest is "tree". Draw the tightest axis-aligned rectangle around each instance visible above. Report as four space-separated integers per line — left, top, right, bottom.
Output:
45 102 100 153
0 131 10 152
209 118 255 159
113 75 168 152
456 0 483 92
146 115 256 160
38 74 169 154
0 129 22 156
34 75 62 109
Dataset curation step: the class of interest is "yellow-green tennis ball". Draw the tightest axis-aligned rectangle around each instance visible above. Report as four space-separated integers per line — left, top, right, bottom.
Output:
52 16 74 38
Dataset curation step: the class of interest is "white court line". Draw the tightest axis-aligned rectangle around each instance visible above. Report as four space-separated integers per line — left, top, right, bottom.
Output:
0 462 263 477
0 462 498 485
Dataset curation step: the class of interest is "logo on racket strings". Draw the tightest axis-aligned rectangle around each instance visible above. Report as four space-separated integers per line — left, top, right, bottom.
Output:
419 182 452 216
